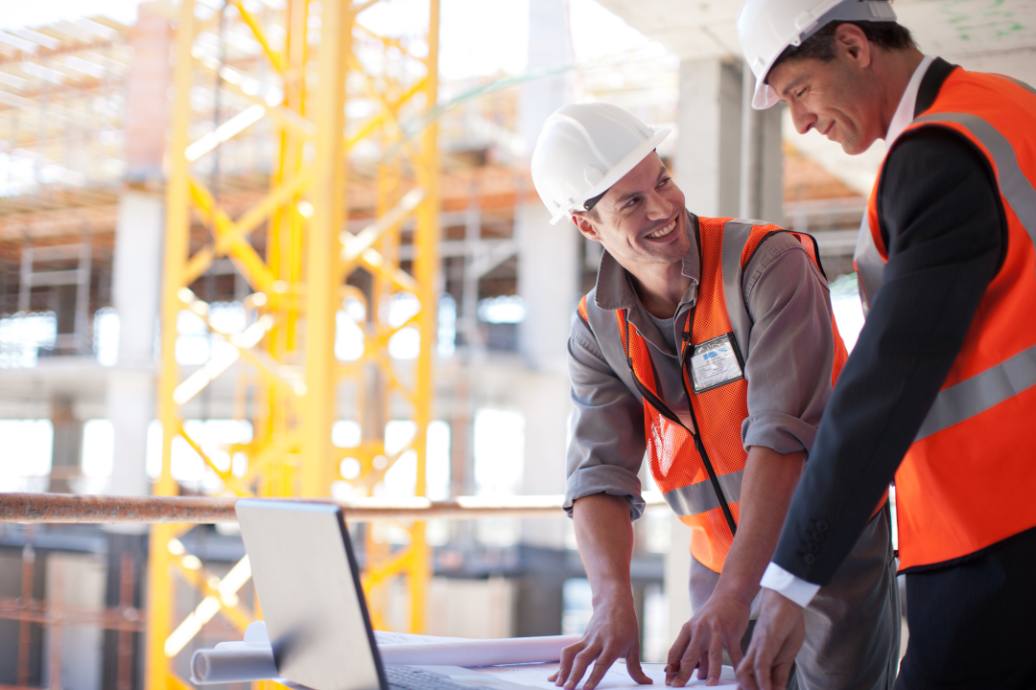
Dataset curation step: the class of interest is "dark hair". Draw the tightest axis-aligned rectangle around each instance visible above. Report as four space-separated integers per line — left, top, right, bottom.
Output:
582 190 607 214
774 20 915 68
575 204 602 223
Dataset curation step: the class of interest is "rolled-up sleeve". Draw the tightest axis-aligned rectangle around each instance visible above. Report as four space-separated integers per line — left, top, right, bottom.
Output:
564 311 647 519
740 233 837 455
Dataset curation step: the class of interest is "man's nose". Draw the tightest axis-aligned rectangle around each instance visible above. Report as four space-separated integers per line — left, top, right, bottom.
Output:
790 102 817 135
645 190 673 218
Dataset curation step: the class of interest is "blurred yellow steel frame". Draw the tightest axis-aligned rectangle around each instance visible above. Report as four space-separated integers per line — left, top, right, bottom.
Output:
148 0 441 687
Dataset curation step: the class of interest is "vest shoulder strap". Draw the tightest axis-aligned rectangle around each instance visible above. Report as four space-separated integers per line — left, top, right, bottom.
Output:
575 290 643 399
577 294 590 327
704 219 829 358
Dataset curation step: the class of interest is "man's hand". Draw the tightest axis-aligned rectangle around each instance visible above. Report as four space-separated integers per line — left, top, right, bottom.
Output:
735 590 805 690
664 593 749 686
548 592 653 690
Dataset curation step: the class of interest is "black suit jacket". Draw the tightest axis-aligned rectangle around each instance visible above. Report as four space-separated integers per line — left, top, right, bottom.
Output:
773 58 1013 582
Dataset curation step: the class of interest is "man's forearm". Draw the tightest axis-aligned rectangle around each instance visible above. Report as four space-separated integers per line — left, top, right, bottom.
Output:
712 447 804 604
572 493 635 603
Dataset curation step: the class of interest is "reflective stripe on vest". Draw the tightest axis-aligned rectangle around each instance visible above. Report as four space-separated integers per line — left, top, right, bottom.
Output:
915 343 1036 441
857 67 1036 570
720 221 756 353
913 111 1036 246
853 211 884 312
664 470 744 515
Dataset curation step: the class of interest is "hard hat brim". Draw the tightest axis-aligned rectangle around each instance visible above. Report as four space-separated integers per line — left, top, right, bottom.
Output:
752 77 781 110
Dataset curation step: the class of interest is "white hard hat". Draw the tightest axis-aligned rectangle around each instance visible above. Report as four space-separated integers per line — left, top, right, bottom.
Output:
737 0 897 110
530 103 669 225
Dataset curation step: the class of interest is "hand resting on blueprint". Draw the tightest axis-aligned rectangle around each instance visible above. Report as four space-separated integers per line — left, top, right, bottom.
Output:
547 592 652 690
494 661 736 689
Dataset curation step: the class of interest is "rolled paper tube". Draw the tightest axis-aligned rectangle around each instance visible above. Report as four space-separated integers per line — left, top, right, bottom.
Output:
190 643 279 684
379 635 582 667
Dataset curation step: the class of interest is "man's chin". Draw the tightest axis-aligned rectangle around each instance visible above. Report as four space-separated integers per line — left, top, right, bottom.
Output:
840 136 879 156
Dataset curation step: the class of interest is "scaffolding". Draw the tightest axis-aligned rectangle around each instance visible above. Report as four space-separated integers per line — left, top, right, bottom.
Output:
148 1 441 688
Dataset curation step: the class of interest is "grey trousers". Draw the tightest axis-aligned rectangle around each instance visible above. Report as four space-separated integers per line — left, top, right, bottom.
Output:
689 506 900 690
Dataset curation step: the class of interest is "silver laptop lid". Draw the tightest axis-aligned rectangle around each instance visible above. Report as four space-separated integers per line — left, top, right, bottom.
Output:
236 499 387 690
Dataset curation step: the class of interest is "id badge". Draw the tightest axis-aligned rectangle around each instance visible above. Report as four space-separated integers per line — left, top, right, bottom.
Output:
690 334 743 392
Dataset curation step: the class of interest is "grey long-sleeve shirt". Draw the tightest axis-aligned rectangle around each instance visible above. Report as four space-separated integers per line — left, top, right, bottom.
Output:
564 214 841 520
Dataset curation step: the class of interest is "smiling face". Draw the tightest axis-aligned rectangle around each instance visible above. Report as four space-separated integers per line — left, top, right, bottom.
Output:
571 152 689 282
767 24 886 155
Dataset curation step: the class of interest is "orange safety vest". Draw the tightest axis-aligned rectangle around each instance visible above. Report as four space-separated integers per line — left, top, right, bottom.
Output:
580 218 848 573
855 67 1036 571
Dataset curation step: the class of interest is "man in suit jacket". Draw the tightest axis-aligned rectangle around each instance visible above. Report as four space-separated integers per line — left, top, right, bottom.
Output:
734 1 1036 689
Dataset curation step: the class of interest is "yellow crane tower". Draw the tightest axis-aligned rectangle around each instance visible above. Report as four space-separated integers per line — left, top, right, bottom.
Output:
147 0 441 687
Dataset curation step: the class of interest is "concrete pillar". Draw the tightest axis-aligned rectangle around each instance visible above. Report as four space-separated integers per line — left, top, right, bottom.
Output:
42 553 105 690
448 407 474 498
516 0 578 538
123 3 171 187
754 97 784 222
104 192 162 499
517 0 577 374
48 395 83 494
515 368 571 549
104 2 171 500
512 210 576 636
674 58 783 221
516 203 579 372
512 0 578 636
519 0 573 145
446 404 478 547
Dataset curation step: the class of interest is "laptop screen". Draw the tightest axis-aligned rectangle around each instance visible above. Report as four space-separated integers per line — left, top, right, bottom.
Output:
236 499 387 690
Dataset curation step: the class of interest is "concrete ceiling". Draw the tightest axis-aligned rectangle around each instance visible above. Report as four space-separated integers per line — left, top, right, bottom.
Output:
595 0 1036 83
594 0 1036 195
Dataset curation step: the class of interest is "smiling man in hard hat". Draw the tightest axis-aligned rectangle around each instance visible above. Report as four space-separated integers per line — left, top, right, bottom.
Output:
530 103 899 690
734 1 1036 689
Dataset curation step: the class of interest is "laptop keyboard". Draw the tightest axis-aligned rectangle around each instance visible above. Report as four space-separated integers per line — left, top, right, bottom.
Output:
386 665 488 690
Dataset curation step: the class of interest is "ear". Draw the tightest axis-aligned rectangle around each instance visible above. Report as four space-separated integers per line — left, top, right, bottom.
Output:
571 212 602 242
834 23 873 68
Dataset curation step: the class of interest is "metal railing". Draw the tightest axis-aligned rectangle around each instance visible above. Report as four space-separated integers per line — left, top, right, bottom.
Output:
0 492 670 524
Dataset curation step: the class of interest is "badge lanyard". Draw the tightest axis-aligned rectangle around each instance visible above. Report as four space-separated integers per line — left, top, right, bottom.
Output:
622 313 738 537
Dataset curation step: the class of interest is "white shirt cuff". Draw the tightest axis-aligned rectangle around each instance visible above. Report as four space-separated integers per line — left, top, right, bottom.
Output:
760 562 821 608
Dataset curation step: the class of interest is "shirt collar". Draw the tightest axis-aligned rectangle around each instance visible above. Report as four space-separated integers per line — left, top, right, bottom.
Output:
885 54 935 144
593 210 701 312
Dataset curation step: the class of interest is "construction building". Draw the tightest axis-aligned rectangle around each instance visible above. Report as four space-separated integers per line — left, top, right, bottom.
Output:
1 1 1033 688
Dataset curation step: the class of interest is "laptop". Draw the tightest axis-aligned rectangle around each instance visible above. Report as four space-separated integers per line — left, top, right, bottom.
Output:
235 499 533 690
